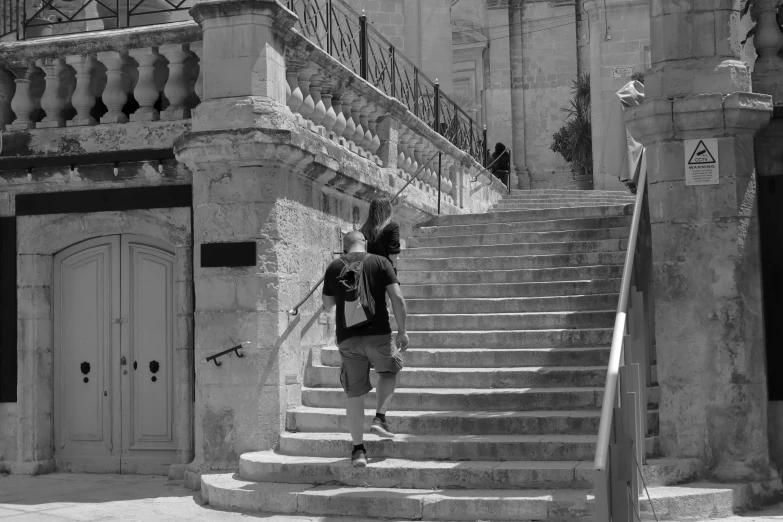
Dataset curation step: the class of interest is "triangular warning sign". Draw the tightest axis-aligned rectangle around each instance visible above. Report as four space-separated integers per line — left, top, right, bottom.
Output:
688 140 716 165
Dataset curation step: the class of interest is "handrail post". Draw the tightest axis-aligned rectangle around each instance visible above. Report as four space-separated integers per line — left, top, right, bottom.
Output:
327 0 333 55
437 151 442 215
414 67 419 118
433 79 440 134
483 125 488 167
359 12 368 81
390 45 396 98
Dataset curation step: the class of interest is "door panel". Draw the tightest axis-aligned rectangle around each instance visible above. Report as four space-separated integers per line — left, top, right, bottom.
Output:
54 236 121 473
54 234 178 474
121 235 177 473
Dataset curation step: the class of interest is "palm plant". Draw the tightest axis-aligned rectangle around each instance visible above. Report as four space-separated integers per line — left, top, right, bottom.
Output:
550 73 592 178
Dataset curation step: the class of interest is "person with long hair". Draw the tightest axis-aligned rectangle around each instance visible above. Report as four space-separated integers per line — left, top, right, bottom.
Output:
360 197 401 272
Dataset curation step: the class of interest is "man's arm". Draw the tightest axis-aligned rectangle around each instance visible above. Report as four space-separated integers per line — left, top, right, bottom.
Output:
386 283 409 351
322 293 336 311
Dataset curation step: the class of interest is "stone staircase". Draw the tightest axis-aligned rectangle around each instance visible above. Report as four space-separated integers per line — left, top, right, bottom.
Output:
200 189 742 521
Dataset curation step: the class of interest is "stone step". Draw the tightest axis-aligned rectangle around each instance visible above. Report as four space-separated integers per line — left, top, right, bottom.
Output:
238 451 594 490
406 227 629 248
398 252 626 271
320 346 611 368
279 432 598 461
402 279 621 299
500 196 634 203
414 216 633 237
301 387 603 411
400 265 623 284
404 238 627 259
286 407 603 435
305 365 607 389
201 474 596 520
418 204 633 227
394 311 615 331
494 202 632 210
508 189 631 196
406 328 613 348
404 294 619 314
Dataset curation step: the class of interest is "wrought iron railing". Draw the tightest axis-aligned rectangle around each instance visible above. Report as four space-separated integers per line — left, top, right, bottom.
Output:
593 159 658 521
286 0 485 164
1 0 192 39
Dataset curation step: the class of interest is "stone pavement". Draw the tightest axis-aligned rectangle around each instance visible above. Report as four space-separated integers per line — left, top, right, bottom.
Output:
1 472 783 522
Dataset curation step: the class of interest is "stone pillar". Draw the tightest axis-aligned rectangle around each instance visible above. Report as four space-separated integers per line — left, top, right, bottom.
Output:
508 0 530 190
624 0 779 484
176 0 306 488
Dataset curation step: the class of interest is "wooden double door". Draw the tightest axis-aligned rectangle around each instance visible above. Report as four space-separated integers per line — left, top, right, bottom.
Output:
53 235 177 474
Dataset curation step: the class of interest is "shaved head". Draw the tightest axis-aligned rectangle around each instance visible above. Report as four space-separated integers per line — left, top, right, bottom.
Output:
343 230 367 252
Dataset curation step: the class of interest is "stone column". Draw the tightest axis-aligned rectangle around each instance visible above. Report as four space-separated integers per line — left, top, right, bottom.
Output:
176 0 306 489
508 0 529 190
624 0 779 485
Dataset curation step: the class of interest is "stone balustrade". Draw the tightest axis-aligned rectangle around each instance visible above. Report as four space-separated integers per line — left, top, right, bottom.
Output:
281 22 489 207
0 22 201 131
0 17 497 211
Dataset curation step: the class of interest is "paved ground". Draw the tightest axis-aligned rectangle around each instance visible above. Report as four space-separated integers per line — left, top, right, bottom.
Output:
2 472 783 521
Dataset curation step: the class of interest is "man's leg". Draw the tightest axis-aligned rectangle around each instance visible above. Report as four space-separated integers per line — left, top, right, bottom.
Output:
346 394 366 445
375 373 397 415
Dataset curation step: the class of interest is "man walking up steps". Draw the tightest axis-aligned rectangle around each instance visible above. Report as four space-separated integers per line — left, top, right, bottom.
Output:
321 230 410 467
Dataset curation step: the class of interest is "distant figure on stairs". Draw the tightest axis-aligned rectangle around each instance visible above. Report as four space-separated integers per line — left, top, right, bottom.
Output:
489 142 511 187
321 230 410 468
360 197 401 274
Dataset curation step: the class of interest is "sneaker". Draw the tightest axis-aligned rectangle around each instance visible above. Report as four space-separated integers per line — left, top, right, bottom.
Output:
351 448 367 468
370 417 395 438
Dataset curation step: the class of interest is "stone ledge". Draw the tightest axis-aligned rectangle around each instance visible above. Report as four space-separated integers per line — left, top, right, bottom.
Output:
0 22 200 68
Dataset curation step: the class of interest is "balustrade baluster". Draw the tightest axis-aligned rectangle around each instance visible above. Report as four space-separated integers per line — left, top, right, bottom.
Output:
97 51 129 124
286 71 304 115
358 99 372 150
350 96 365 149
308 69 326 127
66 54 97 127
339 91 356 146
297 66 315 120
367 104 381 155
129 48 162 121
752 0 783 101
190 41 203 102
35 58 67 128
331 94 346 137
160 44 191 120
7 64 41 130
321 92 337 135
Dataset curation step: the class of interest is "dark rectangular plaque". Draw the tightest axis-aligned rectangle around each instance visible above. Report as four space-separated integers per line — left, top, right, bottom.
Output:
201 242 257 268
16 185 192 216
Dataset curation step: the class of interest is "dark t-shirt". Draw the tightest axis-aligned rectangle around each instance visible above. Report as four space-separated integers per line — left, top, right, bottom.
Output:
367 222 401 263
323 252 399 343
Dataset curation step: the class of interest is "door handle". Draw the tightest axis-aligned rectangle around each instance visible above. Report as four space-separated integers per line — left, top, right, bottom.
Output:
120 356 127 366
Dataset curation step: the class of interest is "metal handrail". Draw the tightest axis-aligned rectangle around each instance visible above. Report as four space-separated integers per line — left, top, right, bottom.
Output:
594 161 648 474
471 148 510 183
391 153 438 202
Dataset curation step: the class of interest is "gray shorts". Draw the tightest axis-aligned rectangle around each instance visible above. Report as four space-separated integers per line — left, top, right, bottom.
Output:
338 333 403 398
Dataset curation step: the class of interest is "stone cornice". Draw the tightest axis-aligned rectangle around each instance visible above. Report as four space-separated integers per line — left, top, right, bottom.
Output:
624 93 773 145
190 0 297 35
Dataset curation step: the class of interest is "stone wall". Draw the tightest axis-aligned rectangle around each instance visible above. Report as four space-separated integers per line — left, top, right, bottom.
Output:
0 403 15 470
521 0 579 188
585 0 649 191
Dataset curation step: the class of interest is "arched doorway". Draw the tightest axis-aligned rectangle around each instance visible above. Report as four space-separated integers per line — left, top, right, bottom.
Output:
53 234 177 474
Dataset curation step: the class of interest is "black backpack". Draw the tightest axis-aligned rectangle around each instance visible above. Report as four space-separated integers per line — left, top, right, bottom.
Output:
337 254 376 329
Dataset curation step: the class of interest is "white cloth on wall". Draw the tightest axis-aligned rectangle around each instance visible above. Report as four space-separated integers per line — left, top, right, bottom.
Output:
601 80 645 187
